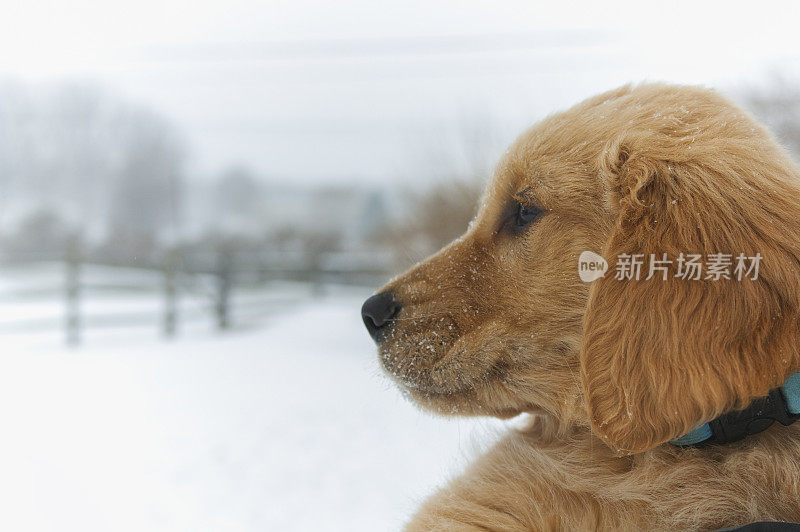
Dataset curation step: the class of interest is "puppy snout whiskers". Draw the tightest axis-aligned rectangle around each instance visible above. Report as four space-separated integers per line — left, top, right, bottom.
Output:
361 291 402 342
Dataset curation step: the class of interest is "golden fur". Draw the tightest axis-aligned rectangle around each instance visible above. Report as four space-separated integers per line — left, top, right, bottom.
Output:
373 83 800 530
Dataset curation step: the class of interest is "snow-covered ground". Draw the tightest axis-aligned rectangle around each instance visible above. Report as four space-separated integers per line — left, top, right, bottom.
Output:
0 269 509 531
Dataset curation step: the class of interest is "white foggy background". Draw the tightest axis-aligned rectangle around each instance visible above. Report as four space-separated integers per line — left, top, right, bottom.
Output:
1 2 799 531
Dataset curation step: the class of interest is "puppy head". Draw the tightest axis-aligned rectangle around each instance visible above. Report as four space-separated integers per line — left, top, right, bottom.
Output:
368 83 800 452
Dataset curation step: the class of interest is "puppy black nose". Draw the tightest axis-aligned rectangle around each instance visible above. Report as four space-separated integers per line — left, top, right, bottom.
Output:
361 291 401 341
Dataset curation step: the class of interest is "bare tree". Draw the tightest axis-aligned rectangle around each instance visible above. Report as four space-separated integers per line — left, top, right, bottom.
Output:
213 166 264 236
0 209 77 261
109 108 185 243
0 80 187 263
378 179 483 264
377 117 502 265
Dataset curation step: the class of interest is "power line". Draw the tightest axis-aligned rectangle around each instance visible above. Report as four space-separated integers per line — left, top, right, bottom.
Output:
137 30 616 62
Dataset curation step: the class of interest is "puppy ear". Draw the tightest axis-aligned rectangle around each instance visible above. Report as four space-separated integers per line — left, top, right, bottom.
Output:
581 130 800 454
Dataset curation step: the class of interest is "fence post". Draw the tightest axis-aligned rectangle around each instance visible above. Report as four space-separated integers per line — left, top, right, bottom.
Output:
310 250 325 296
163 248 179 338
215 249 232 330
64 238 82 347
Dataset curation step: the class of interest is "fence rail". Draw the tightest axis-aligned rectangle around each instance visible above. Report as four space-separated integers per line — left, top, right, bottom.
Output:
0 250 388 346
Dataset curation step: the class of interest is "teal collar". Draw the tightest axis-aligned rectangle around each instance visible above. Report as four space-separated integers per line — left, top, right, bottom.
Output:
671 372 800 446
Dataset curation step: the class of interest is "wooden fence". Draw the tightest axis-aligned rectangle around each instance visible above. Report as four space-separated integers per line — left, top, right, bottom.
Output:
0 248 390 346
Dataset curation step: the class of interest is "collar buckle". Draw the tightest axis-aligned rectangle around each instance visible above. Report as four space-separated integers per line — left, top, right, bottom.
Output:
706 389 800 445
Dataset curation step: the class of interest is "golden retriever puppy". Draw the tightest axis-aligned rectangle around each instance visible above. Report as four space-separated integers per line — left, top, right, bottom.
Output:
361 83 800 530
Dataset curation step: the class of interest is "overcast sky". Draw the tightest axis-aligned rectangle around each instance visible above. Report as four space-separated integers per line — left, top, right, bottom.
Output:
1 1 799 184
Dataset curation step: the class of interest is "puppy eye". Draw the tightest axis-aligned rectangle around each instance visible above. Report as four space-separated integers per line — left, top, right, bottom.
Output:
515 202 541 228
